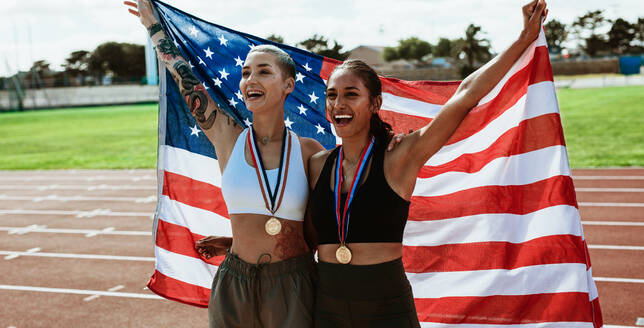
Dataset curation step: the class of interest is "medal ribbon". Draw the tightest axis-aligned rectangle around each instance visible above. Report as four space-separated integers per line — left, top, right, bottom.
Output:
248 128 292 215
334 136 375 244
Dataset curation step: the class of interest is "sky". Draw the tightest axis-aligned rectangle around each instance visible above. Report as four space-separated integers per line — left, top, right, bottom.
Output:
1 0 642 76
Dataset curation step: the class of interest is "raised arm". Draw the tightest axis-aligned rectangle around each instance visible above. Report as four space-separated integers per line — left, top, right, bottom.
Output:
125 0 242 171
395 0 548 173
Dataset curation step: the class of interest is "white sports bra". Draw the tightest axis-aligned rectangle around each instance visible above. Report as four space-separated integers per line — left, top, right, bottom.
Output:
221 128 309 221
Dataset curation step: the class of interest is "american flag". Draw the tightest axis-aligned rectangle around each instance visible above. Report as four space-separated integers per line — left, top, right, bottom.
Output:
147 0 603 326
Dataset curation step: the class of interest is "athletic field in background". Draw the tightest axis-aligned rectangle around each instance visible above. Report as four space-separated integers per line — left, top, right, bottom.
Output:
1 85 642 170
1 85 643 326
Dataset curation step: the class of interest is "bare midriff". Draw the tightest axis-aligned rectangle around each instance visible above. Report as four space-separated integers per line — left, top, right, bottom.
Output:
229 213 309 263
317 242 403 265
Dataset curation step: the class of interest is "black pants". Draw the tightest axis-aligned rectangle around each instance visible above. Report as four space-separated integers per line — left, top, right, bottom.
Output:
315 258 421 328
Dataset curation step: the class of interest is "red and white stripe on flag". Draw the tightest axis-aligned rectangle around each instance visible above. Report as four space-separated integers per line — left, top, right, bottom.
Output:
148 26 603 327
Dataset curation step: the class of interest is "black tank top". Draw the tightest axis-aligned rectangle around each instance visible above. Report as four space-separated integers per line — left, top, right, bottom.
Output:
310 140 410 244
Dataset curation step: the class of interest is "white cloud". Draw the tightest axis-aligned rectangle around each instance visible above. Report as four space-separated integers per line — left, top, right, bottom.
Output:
1 0 642 76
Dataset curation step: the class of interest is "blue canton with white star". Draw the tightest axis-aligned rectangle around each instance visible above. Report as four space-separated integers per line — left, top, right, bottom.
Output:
154 0 336 159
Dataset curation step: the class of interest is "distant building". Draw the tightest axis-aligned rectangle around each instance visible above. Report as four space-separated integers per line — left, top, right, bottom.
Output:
347 45 386 67
347 45 460 81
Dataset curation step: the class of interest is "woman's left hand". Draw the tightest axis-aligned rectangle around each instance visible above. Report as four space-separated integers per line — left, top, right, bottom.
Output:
519 0 548 44
387 132 407 151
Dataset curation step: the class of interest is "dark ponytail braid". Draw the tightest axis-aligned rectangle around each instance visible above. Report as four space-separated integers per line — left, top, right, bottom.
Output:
328 59 392 144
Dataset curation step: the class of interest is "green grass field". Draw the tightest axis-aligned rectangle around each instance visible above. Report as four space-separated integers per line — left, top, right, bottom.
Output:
0 104 158 169
558 86 644 167
0 85 642 169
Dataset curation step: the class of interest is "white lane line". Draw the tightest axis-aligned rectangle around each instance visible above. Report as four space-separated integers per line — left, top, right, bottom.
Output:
0 184 156 191
594 277 644 284
0 209 153 219
573 176 644 180
83 294 101 302
582 221 644 226
85 227 114 238
0 194 156 203
636 317 644 326
588 245 644 251
84 285 125 302
0 250 154 262
8 224 46 235
4 247 41 260
0 175 155 182
0 226 150 236
576 188 644 192
605 325 642 328
579 202 644 207
0 284 162 299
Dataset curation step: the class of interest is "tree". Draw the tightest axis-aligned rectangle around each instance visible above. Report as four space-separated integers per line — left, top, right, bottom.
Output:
89 42 145 82
383 37 433 62
544 19 567 54
297 34 348 61
461 24 491 69
608 18 635 54
63 50 91 77
572 10 610 56
635 17 644 43
266 34 285 44
433 38 453 57
26 60 52 88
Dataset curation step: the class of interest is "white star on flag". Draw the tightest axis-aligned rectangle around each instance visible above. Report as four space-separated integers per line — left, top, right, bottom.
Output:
188 61 194 69
212 78 222 88
219 68 230 80
315 123 325 134
303 63 312 72
244 118 252 126
229 97 238 108
249 44 256 50
235 90 244 101
234 56 244 67
198 57 206 65
189 125 201 136
284 117 294 129
218 34 228 46
189 26 199 37
308 91 319 104
203 83 209 90
173 39 180 48
203 47 214 59
295 72 305 83
297 104 307 115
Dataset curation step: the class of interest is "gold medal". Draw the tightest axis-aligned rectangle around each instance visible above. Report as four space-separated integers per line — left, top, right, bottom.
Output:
248 128 293 237
265 217 282 236
335 244 352 264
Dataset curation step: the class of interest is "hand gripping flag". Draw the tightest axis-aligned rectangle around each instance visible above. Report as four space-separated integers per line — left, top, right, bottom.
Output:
147 1 603 326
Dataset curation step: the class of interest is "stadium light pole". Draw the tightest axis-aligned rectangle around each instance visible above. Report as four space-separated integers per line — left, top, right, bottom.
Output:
145 37 158 85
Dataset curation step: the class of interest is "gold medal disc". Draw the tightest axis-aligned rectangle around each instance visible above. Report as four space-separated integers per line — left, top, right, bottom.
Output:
265 217 282 236
335 244 352 264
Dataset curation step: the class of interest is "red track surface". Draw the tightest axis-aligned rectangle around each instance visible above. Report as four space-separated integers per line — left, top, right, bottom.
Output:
0 169 642 327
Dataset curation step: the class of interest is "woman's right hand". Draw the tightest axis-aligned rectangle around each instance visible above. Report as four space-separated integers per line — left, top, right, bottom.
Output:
195 236 232 259
124 0 157 28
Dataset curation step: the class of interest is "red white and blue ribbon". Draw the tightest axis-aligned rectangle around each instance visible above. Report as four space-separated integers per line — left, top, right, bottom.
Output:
247 128 291 215
334 136 376 244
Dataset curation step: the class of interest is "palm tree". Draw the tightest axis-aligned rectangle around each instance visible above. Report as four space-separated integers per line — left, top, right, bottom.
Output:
461 24 492 74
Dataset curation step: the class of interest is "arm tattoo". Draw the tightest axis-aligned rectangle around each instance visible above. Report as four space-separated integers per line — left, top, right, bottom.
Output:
147 23 163 37
157 37 182 60
173 61 216 129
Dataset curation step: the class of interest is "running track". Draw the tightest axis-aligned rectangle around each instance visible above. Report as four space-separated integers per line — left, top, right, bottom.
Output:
0 169 642 327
